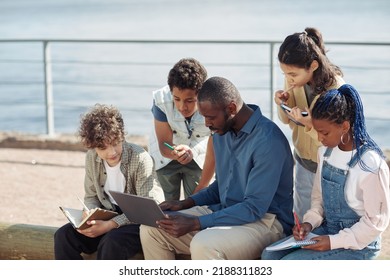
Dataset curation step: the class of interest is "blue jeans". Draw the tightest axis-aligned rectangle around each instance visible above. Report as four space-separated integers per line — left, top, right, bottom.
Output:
262 146 381 260
261 226 380 260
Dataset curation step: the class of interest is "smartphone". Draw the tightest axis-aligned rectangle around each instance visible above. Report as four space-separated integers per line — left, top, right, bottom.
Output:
280 104 308 116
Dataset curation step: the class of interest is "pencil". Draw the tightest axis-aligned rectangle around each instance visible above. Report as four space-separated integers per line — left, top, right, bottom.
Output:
77 195 90 212
280 85 295 105
293 211 301 233
283 85 295 94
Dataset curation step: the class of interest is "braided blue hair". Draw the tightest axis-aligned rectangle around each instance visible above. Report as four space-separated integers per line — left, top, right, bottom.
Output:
312 84 385 171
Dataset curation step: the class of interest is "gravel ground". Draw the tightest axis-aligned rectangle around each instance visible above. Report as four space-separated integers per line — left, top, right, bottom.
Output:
0 148 85 227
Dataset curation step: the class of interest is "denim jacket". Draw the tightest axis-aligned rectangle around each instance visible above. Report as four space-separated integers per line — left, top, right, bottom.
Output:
149 85 210 170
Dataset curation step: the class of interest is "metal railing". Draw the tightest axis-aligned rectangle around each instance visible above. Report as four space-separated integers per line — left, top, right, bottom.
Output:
0 39 389 137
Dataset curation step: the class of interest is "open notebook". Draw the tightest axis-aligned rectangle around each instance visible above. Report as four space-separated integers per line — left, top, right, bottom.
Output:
59 206 118 230
265 232 318 251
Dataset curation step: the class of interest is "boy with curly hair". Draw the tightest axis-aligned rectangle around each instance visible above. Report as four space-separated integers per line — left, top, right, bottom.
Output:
54 104 163 259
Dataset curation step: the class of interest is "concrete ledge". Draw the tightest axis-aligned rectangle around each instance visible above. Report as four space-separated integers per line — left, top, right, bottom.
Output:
0 131 148 151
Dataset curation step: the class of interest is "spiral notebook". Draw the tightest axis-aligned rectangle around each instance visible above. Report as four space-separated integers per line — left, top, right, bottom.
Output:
265 233 318 251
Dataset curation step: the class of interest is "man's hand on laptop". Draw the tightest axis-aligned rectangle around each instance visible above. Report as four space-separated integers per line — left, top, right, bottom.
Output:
159 197 195 211
156 215 200 237
159 200 184 211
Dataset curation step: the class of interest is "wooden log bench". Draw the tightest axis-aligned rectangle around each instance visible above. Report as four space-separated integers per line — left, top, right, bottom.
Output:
0 222 58 260
0 222 189 260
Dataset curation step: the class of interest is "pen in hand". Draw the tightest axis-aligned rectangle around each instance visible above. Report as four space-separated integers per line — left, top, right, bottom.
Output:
164 142 179 158
77 195 90 213
293 211 302 240
163 142 175 150
279 85 295 104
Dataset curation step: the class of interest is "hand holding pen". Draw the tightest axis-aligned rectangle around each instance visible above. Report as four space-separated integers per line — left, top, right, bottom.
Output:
274 85 294 105
164 142 180 159
77 195 90 219
292 211 313 240
164 142 193 165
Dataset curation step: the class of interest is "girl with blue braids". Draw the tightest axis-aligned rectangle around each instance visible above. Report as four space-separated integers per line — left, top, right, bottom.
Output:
262 84 390 260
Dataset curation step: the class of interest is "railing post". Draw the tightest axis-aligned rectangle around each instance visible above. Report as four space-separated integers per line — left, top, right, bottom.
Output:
269 42 275 121
43 41 55 136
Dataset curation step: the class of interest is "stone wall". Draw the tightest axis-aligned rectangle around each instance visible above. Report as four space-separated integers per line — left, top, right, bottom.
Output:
0 131 148 151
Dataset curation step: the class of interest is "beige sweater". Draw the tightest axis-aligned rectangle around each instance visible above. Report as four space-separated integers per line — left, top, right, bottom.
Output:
277 76 345 163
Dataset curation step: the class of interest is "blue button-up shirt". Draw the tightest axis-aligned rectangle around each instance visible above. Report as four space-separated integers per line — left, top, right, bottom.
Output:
191 104 294 234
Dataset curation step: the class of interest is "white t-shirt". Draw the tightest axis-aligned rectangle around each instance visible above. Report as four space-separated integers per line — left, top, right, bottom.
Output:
103 160 125 204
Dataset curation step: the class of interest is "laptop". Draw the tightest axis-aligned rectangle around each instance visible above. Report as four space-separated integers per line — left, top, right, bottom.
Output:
109 190 191 227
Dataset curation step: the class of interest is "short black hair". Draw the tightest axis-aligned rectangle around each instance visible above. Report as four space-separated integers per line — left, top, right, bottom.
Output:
167 58 207 92
198 76 242 107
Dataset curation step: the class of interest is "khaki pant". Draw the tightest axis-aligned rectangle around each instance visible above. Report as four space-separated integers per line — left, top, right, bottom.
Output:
157 160 202 201
140 206 284 260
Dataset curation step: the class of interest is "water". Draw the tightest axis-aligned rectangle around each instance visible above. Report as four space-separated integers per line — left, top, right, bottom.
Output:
0 0 389 148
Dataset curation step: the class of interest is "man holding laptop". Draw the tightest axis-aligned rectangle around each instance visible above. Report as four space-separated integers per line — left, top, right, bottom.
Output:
140 76 295 260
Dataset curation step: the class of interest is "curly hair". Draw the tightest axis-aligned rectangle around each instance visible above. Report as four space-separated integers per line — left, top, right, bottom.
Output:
167 58 207 92
78 104 125 149
278 27 343 95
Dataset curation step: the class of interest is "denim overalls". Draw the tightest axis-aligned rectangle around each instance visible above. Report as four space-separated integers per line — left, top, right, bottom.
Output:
262 146 381 260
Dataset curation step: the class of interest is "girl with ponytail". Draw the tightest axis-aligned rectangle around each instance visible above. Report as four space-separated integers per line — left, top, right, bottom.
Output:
274 27 345 220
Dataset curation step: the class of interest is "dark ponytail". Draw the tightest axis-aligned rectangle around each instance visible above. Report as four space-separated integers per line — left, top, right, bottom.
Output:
278 27 343 95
